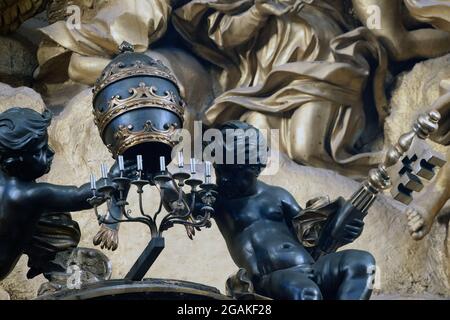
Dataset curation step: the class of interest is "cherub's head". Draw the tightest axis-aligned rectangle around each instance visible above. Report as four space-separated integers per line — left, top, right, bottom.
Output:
0 108 54 181
212 121 268 198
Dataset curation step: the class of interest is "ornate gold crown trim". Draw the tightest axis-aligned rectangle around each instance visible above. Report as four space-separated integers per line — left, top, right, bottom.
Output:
93 82 185 135
108 121 179 157
93 60 179 98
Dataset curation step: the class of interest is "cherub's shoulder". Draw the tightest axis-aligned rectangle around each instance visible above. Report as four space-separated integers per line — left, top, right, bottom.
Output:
258 181 294 200
2 178 38 203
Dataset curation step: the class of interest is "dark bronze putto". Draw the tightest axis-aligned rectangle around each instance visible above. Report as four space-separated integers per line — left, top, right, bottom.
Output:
92 42 185 172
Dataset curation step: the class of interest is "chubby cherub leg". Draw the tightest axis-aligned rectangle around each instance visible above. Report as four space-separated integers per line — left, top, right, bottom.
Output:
255 266 323 300
406 149 450 240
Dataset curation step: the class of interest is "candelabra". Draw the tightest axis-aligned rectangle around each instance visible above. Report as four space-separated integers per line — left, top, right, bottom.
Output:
87 152 217 281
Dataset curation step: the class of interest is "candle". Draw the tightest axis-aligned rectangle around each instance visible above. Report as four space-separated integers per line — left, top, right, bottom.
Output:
160 156 166 172
205 161 211 183
90 173 97 190
137 155 143 171
178 150 184 168
101 163 108 179
118 155 125 171
205 161 211 177
190 158 196 174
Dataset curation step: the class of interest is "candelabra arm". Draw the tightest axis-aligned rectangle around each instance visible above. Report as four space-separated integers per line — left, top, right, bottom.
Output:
119 205 156 231
100 199 135 225
162 209 212 231
156 179 193 233
190 191 196 213
137 191 158 236
152 195 164 223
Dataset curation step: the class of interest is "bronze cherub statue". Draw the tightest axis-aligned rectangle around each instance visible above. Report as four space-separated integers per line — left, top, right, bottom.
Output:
203 121 375 300
0 107 129 286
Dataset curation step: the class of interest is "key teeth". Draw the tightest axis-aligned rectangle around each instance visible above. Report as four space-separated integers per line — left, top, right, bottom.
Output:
428 155 447 168
390 171 424 204
414 166 435 181
402 172 424 192
392 191 413 205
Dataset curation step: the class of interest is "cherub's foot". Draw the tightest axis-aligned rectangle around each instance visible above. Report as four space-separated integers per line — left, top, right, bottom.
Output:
405 207 434 240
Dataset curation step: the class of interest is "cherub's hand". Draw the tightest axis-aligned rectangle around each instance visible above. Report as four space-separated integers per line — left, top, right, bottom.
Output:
93 224 119 251
406 207 432 241
342 218 364 244
254 0 292 17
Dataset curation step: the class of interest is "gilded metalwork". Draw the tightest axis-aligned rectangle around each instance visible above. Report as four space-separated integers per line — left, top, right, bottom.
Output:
93 60 179 99
93 82 185 136
351 110 444 208
110 121 179 157
302 111 446 258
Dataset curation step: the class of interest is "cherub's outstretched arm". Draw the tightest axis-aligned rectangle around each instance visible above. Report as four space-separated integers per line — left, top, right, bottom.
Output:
28 161 135 214
29 182 99 213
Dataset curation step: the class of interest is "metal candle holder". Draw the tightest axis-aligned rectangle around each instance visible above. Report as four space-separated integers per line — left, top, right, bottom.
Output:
87 152 217 281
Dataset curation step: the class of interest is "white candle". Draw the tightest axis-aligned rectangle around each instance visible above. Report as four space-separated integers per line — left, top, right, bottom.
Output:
101 163 108 179
190 158 196 174
90 174 97 190
178 150 184 168
118 155 125 171
160 156 166 172
205 161 211 176
137 155 143 171
205 161 211 183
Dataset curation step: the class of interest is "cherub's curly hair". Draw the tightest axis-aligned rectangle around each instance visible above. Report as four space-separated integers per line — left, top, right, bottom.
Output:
215 120 268 169
0 108 52 157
